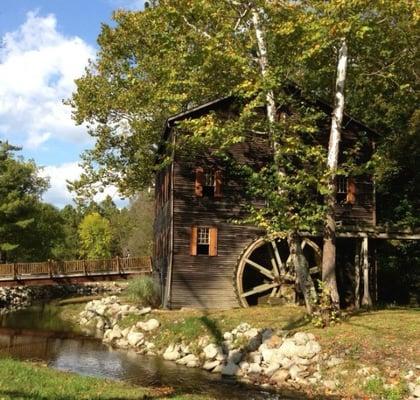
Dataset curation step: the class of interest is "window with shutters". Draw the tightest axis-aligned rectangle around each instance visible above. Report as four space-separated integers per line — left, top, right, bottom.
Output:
337 176 357 205
195 167 222 198
190 226 218 256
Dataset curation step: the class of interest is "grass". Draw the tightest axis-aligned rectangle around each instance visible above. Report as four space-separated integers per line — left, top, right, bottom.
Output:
0 358 215 400
115 304 419 399
125 276 160 307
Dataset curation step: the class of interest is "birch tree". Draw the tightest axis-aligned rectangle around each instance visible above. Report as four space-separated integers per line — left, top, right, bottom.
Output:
321 38 348 308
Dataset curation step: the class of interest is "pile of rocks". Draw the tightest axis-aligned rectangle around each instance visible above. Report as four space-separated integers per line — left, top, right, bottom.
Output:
79 296 154 332
0 282 124 314
162 322 322 388
82 298 323 390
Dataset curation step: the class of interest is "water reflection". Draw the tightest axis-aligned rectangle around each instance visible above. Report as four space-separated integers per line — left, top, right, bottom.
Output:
0 305 298 400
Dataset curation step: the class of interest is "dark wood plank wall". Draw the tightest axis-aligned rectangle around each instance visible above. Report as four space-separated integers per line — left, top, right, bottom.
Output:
153 165 172 302
157 100 377 309
170 154 264 309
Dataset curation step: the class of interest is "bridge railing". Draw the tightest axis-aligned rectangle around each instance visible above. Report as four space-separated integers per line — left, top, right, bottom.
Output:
0 256 151 281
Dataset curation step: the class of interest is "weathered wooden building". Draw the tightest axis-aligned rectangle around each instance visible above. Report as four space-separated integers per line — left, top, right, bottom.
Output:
153 92 415 309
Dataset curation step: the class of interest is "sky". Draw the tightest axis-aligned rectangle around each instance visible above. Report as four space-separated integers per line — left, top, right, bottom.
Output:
0 0 146 208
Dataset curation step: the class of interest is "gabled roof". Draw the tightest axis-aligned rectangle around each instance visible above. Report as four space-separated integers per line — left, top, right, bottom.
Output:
159 84 380 155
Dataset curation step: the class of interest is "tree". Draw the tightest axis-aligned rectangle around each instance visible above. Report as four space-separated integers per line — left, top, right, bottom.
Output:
78 212 112 259
69 0 418 312
0 142 49 262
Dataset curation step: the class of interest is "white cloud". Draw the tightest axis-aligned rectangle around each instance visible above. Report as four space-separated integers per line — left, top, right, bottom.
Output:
40 162 126 209
0 11 96 149
109 0 146 10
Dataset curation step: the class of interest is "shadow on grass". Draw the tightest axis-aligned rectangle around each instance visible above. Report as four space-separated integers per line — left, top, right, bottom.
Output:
198 315 224 345
0 391 148 400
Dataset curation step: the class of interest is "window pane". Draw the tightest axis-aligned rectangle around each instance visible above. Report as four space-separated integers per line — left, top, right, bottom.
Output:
198 227 210 244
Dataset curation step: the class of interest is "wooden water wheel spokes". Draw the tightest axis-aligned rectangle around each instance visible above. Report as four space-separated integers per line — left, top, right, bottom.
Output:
235 236 321 307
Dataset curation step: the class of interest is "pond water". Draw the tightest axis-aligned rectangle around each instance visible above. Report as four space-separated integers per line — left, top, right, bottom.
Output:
0 303 301 400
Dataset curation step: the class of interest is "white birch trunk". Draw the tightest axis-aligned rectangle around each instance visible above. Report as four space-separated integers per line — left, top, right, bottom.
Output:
361 237 372 307
322 38 348 308
252 7 316 313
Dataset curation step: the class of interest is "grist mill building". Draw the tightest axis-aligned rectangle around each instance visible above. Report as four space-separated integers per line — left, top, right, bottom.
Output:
153 89 418 309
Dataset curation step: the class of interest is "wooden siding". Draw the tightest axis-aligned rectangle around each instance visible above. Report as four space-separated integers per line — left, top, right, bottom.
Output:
155 97 377 309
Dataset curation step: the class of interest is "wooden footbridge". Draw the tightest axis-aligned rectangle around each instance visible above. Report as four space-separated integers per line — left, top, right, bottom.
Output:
0 257 151 287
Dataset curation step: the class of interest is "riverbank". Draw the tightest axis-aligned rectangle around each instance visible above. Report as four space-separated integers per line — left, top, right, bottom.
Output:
0 358 214 400
73 295 420 399
0 282 125 314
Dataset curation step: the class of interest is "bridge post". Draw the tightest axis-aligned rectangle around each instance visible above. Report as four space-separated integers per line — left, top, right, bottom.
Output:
116 256 121 274
13 263 17 280
83 260 87 276
48 260 53 278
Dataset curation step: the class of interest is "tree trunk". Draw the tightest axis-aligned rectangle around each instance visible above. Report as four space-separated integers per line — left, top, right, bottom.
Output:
287 233 317 314
322 38 348 309
361 237 372 307
354 239 361 309
252 8 316 313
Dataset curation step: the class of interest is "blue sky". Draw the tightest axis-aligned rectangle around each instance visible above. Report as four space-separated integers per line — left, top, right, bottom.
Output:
0 0 145 207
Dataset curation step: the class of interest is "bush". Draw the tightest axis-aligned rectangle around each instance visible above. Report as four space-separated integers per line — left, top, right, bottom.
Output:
125 276 160 307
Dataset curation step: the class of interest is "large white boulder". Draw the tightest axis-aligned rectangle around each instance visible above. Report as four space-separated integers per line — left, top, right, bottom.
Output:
163 344 181 361
176 354 200 368
137 318 160 332
221 362 240 376
127 331 145 347
203 343 221 360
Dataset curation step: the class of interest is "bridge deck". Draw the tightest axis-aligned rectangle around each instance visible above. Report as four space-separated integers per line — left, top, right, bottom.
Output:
0 257 152 286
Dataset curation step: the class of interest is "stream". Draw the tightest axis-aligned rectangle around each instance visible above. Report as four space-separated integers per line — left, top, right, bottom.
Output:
0 303 301 400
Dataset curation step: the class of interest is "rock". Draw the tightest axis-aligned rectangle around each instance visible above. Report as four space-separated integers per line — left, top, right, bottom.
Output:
223 332 233 341
278 339 299 357
228 349 243 364
105 325 122 342
301 340 321 358
137 318 160 332
289 364 307 380
203 343 220 360
261 329 274 343
248 351 262 365
271 369 290 384
279 357 293 369
127 332 145 347
326 356 344 368
244 328 259 339
96 319 105 331
264 362 280 377
239 361 250 372
212 363 223 373
163 344 181 361
413 384 420 398
177 354 200 367
222 362 239 376
323 380 337 390
236 322 251 333
138 306 152 315
202 360 220 371
248 363 262 374
95 304 108 316
265 334 282 349
293 332 310 345
116 338 129 348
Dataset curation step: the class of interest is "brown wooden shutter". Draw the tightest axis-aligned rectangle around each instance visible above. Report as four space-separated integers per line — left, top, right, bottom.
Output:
214 170 222 198
195 167 204 197
209 227 218 256
190 226 198 256
346 177 357 205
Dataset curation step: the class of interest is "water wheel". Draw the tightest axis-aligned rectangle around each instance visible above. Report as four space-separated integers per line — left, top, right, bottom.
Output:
235 237 321 307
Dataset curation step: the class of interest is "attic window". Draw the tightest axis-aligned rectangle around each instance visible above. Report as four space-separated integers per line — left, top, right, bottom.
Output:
337 176 357 205
195 167 222 198
190 226 218 256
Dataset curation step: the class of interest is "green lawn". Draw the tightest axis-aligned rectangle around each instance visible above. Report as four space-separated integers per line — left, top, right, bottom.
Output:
0 359 213 400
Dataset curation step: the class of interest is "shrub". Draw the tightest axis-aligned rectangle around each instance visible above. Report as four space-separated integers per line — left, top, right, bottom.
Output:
125 276 160 307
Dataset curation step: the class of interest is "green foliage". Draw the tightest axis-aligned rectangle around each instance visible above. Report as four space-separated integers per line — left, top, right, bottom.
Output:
78 212 112 259
0 142 54 262
125 276 160 307
310 280 341 328
364 376 408 400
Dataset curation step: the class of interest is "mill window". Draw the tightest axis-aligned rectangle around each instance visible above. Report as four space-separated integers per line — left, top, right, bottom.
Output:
195 167 222 198
190 226 218 256
337 176 357 205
